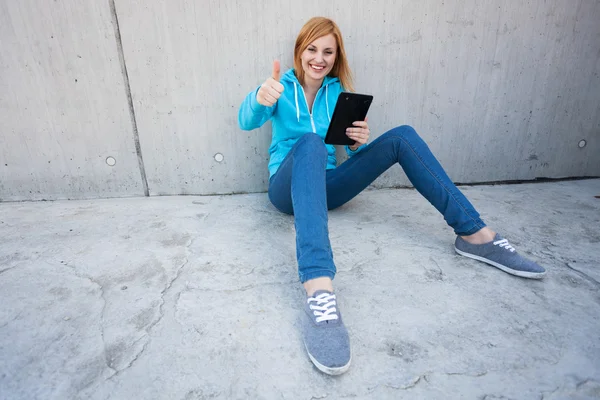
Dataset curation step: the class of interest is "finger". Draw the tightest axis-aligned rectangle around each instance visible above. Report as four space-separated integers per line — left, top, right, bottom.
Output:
258 95 272 107
263 92 277 105
266 86 282 100
272 60 281 82
256 92 267 106
348 135 366 145
352 121 367 127
346 127 365 134
258 88 275 105
266 78 284 94
346 131 365 141
273 80 285 93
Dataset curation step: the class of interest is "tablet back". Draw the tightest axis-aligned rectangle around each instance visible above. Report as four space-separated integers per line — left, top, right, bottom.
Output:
325 92 373 145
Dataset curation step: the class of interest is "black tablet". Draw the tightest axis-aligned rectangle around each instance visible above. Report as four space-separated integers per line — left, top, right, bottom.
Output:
325 92 373 145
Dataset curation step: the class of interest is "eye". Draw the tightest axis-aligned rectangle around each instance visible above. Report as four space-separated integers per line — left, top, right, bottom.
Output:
325 51 333 55
308 48 316 52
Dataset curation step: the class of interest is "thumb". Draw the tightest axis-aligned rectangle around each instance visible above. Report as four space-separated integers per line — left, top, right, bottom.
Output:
272 60 281 81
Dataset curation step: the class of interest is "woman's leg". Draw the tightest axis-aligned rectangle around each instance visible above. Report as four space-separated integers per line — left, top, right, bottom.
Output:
269 133 351 376
268 133 336 285
326 125 486 236
326 125 545 278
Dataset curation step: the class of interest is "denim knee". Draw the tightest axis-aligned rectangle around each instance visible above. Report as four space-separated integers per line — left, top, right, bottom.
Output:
297 132 327 156
385 125 419 141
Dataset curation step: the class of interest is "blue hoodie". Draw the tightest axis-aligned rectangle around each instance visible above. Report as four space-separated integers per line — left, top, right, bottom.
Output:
238 69 365 178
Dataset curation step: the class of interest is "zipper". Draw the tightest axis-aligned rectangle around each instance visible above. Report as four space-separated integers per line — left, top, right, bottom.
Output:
298 84 324 134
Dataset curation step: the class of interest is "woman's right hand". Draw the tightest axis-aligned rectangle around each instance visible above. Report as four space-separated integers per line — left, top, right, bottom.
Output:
256 60 284 107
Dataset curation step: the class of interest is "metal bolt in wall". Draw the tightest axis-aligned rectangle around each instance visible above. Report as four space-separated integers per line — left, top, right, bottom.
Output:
214 153 224 162
106 156 116 166
578 140 587 148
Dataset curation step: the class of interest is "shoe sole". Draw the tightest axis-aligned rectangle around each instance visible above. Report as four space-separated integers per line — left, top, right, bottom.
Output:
455 247 546 279
304 343 352 376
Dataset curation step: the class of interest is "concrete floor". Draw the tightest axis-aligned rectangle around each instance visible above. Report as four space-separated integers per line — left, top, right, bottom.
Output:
1 179 599 400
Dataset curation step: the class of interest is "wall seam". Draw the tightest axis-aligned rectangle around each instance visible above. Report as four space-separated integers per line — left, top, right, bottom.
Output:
109 0 149 196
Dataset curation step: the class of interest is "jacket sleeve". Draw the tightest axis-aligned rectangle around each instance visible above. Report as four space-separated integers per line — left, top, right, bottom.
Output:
345 143 367 157
238 86 276 131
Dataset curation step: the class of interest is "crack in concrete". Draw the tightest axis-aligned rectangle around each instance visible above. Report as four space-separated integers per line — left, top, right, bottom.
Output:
172 290 187 331
184 280 298 293
116 237 197 375
418 370 490 387
112 335 149 379
446 370 488 377
152 236 196 326
538 378 600 399
97 281 117 375
424 256 445 281
430 258 444 273
0 266 17 275
368 375 423 392
36 260 119 398
387 375 422 390
104 239 196 383
0 310 23 329
54 261 116 375
147 256 189 329
540 240 600 289
565 262 600 287
53 239 195 385
345 255 385 276
575 378 595 389
539 385 560 400
242 266 256 276
445 331 497 349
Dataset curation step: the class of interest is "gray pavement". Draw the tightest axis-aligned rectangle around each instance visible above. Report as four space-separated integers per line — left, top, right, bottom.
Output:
1 179 599 400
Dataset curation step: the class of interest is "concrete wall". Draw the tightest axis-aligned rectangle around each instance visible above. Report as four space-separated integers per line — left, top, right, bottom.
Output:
0 1 145 201
1 0 599 200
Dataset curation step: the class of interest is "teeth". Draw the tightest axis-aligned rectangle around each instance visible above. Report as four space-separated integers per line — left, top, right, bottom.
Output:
311 65 324 70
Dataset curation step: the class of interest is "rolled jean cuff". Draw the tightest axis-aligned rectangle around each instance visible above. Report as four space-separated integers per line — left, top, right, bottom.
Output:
299 268 336 284
455 220 487 236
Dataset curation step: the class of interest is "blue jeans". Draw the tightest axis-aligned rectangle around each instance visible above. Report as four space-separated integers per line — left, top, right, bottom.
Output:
268 125 486 283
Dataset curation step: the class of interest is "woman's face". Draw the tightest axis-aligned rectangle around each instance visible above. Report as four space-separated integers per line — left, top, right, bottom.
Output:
300 34 337 85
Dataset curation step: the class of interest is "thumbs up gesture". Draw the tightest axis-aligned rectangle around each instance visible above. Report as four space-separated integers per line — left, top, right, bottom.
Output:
256 60 285 107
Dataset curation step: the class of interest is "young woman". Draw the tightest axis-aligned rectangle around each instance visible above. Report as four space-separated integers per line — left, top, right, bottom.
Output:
238 17 546 375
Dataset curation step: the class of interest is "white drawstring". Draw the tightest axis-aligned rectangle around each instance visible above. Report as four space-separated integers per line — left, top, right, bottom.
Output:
325 84 331 122
293 82 300 122
293 79 332 124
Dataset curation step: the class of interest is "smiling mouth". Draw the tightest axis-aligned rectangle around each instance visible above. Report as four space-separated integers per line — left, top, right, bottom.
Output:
310 64 326 71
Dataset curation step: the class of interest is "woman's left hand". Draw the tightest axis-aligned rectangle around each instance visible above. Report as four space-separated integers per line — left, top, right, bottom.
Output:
346 117 370 150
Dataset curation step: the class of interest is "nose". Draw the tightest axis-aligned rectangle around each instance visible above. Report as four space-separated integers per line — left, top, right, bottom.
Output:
314 52 324 63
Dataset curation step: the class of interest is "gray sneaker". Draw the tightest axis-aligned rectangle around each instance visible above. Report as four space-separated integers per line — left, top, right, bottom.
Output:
302 290 351 375
455 233 546 279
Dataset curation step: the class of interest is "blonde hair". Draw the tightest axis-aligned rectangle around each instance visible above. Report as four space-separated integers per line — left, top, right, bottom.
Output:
294 17 354 92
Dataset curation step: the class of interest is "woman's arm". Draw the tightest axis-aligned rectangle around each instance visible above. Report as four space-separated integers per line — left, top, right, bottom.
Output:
238 61 283 131
238 87 276 131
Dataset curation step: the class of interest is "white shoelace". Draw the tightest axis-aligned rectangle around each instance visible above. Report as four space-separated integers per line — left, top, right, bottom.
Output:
307 292 339 323
493 238 516 252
